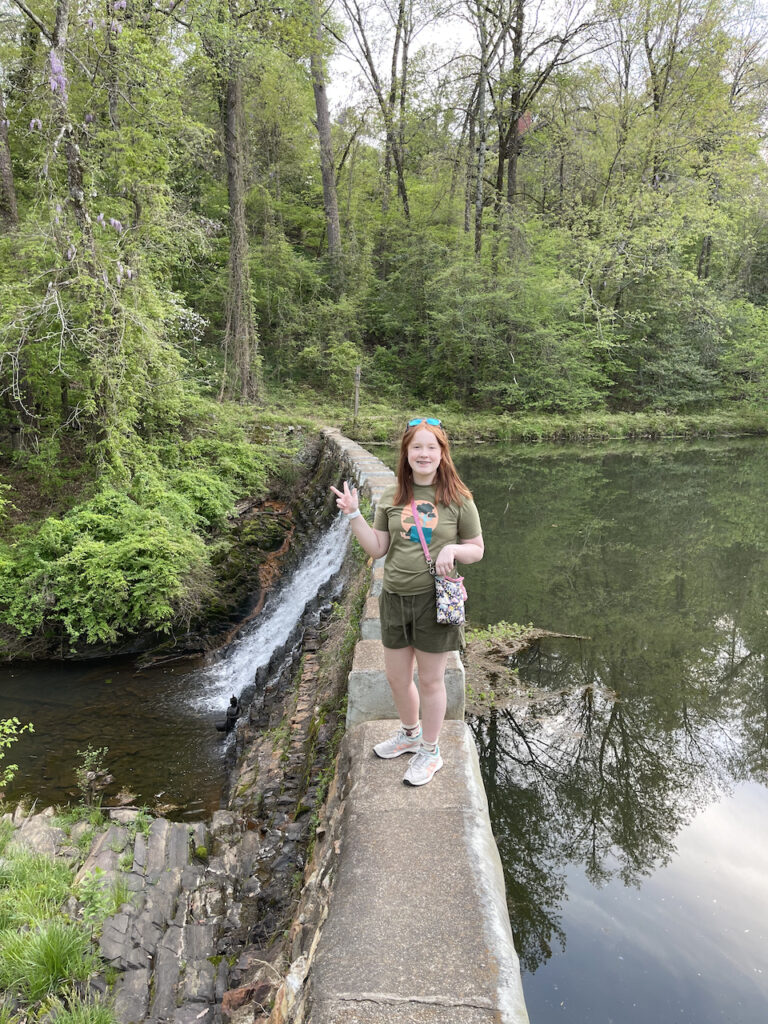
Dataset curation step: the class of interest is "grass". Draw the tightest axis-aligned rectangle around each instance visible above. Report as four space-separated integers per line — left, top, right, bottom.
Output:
43 990 119 1024
264 384 768 445
76 870 134 933
0 846 73 930
0 918 97 1001
0 824 120 1024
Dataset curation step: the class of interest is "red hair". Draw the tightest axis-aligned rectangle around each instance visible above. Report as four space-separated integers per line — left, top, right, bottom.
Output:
394 421 472 507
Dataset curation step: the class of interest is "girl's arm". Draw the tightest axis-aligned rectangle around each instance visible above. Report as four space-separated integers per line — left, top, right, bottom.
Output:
435 535 484 577
330 481 391 560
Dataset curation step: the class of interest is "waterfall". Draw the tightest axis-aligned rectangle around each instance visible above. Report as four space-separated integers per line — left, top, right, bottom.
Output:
191 515 350 710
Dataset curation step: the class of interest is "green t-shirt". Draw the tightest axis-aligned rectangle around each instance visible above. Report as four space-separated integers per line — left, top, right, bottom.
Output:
373 483 482 595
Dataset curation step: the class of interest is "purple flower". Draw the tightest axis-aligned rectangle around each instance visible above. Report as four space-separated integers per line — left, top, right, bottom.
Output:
113 0 127 9
48 51 67 98
108 218 124 233
110 19 122 34
97 212 106 227
66 246 76 261
84 113 95 124
87 16 96 29
29 118 43 131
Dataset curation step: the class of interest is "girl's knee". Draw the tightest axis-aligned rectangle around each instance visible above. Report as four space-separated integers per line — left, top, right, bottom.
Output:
417 674 446 694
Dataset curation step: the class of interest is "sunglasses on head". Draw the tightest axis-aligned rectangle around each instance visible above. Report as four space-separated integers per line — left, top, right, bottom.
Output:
408 417 441 427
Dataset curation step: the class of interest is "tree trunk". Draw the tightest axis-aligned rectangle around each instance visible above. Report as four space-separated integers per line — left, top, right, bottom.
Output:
383 0 405 201
506 0 525 210
489 123 507 272
464 105 476 234
52 0 90 239
474 16 488 257
0 85 18 231
309 3 343 296
222 71 260 401
339 0 410 219
697 235 712 280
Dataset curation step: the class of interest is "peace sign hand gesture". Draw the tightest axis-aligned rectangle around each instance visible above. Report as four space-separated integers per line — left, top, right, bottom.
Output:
330 480 359 516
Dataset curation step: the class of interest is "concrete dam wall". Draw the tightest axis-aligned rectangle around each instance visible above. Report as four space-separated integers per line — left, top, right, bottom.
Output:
286 428 530 1024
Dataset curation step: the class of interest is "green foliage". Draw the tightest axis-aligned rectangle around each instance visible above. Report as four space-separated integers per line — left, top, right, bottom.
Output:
0 483 14 523
43 991 119 1024
53 805 106 831
0 718 33 790
0 389 291 652
76 869 131 932
466 621 533 646
0 919 97 1002
0 838 111 1019
0 492 208 646
0 847 72 931
74 746 109 807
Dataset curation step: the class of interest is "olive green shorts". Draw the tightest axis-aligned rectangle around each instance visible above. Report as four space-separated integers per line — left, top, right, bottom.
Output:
379 588 464 653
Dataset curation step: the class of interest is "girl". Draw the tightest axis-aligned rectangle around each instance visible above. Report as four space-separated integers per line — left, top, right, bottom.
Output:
330 418 484 786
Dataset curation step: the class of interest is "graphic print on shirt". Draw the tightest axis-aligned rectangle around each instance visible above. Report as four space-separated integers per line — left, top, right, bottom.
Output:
401 501 438 544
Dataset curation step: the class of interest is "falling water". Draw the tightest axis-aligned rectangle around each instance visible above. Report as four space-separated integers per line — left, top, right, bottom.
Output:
190 514 351 709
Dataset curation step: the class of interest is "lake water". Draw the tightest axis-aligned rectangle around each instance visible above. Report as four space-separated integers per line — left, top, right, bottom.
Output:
453 439 768 1024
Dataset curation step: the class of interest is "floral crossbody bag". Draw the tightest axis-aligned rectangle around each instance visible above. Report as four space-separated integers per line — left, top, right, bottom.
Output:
410 500 467 625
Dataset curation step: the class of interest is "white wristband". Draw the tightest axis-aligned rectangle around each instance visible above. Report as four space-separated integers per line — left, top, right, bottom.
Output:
345 509 362 520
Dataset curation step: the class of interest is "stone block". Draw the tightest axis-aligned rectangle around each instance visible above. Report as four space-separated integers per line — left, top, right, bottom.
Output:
132 832 147 872
182 922 216 960
109 807 141 824
360 596 381 640
166 822 191 869
145 818 170 881
182 959 216 1003
370 565 384 597
150 943 181 1019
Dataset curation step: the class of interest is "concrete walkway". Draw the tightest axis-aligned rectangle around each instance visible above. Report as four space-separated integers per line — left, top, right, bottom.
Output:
306 720 529 1023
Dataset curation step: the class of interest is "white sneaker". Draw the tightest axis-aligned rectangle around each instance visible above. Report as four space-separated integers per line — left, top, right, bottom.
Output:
403 746 443 786
373 727 423 759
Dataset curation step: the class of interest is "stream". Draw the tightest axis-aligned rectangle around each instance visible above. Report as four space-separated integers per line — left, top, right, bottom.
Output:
1 515 350 818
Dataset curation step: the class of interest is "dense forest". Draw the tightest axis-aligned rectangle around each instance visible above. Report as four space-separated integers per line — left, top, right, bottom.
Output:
1 0 768 652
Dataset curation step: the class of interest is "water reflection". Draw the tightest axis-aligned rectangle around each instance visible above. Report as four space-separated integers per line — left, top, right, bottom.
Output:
454 440 768 1023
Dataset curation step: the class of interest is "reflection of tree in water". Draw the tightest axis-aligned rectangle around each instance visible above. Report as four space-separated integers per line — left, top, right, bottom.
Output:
456 440 768 975
469 629 765 975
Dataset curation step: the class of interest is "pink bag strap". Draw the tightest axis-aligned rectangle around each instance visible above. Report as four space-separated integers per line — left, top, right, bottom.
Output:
410 500 436 576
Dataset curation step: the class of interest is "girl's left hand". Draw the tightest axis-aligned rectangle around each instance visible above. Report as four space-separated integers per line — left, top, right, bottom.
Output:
435 544 456 577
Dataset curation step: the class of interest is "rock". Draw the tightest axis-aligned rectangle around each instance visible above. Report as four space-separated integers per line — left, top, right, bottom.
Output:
145 818 170 880
109 807 141 823
211 811 238 838
221 981 273 1017
16 814 66 857
269 956 308 1024
113 967 151 1024
181 959 216 1003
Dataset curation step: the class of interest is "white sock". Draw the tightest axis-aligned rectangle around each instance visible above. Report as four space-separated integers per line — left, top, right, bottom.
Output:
402 722 421 737
421 740 438 754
